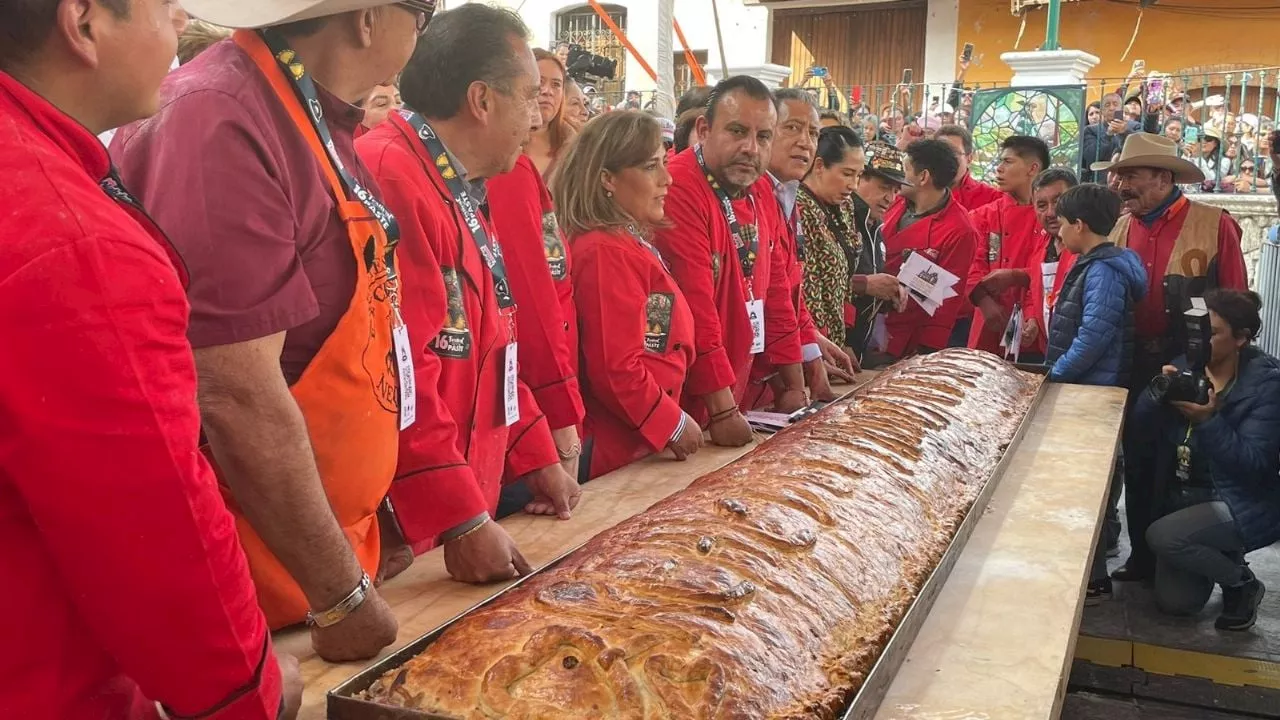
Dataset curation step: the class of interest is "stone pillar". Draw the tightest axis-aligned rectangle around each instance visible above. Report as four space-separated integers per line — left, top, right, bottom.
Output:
1194 194 1280 289
1000 49 1100 88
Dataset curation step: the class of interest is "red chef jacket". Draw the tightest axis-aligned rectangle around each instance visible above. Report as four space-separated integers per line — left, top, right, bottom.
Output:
1114 194 1248 342
745 175 821 410
954 172 1004 212
882 193 978 358
653 149 802 423
574 228 696 478
357 113 558 549
950 173 1003 326
767 176 821 348
0 71 281 720
966 195 1045 354
1022 240 1077 358
487 155 585 430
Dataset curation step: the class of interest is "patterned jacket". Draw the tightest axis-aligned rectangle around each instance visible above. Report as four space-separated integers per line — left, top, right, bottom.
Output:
797 185 861 344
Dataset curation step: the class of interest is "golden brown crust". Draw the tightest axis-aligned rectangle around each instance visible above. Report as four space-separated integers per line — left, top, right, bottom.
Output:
364 350 1042 719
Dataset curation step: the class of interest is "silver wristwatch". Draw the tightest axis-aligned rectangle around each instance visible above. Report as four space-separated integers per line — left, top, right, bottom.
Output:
306 572 371 628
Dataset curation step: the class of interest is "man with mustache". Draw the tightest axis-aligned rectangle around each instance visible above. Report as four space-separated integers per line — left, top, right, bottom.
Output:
1090 133 1248 584
847 141 909 364
1022 168 1080 360
654 76 806 448
754 88 858 405
356 5 582 581
964 135 1051 360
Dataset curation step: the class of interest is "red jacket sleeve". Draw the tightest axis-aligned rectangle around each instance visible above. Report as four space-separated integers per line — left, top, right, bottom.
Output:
505 378 560 481
1 237 281 719
761 209 803 366
920 221 978 351
797 290 821 346
358 140 489 544
654 185 737 396
1216 212 1249 291
575 240 685 451
487 166 585 430
966 204 994 302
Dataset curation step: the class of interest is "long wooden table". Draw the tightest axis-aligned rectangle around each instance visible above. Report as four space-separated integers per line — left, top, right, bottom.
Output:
279 380 1126 720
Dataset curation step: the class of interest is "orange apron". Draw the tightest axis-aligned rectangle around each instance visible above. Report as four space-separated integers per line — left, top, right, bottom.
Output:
226 31 401 628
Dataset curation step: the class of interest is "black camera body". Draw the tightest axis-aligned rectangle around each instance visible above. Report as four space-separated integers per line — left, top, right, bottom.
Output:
566 45 618 82
1148 307 1213 405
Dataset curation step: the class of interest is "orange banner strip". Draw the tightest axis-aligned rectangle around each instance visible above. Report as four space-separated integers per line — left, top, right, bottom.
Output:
673 17 707 87
586 0 657 82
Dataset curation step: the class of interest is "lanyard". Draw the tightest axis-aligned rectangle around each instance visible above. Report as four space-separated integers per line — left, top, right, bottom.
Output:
629 227 670 272
694 145 758 281
1183 376 1235 442
99 167 145 211
257 30 401 258
404 112 515 309
774 177 806 263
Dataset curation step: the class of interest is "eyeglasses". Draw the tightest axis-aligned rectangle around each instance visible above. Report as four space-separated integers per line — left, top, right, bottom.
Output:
397 0 435 36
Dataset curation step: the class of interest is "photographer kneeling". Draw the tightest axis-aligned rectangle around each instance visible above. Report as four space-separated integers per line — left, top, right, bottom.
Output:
1136 290 1280 630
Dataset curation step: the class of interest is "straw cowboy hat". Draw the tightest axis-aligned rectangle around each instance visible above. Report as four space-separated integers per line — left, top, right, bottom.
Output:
1090 132 1205 184
182 0 434 29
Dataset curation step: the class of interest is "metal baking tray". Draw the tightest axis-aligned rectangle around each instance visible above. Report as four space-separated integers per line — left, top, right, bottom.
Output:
327 363 1051 720
838 362 1049 720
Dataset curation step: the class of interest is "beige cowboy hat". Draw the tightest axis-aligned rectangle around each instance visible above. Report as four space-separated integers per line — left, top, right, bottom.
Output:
1090 132 1205 184
182 0 434 29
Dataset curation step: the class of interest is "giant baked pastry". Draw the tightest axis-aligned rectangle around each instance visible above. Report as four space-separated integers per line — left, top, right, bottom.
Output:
364 349 1041 719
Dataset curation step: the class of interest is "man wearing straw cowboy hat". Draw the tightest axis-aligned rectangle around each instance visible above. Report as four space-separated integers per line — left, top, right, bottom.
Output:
113 0 437 660
1091 132 1248 585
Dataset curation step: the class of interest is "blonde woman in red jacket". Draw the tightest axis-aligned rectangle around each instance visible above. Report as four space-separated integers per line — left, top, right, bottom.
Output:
553 112 705 479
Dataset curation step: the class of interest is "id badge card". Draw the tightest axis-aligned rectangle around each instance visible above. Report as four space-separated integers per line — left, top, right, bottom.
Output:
1040 261 1058 332
747 299 765 355
871 314 889 352
504 342 519 426
392 310 416 430
1175 442 1192 483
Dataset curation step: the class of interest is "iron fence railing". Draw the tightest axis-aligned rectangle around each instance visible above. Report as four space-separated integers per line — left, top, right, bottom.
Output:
576 68 1280 198
789 67 1279 196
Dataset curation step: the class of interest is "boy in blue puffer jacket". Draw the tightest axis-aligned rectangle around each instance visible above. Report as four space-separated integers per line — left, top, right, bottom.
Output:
1045 183 1148 603
1046 184 1148 386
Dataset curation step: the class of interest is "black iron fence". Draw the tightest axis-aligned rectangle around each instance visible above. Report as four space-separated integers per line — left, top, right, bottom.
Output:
795 67 1279 196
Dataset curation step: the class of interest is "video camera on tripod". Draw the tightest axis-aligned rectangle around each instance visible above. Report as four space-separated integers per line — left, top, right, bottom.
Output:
565 44 618 83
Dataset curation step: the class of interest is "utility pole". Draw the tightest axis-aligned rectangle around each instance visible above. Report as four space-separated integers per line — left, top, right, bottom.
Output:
655 0 676 118
1043 0 1062 51
709 0 730 81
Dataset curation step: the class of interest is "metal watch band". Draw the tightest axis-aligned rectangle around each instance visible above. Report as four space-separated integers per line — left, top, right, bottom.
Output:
306 572 371 628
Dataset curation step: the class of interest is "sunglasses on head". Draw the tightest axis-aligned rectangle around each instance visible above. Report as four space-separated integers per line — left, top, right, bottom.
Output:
397 0 436 35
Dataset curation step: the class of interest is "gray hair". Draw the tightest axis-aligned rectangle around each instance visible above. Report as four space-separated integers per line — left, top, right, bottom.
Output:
401 4 531 120
774 88 820 112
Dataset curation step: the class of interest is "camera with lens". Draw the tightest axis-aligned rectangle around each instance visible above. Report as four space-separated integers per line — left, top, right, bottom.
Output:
566 44 618 82
1147 307 1212 405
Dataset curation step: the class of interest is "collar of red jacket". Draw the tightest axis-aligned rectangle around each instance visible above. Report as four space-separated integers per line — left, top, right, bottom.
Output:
0 70 110 183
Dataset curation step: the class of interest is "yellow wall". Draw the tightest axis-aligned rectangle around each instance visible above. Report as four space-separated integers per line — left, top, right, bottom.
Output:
956 0 1280 92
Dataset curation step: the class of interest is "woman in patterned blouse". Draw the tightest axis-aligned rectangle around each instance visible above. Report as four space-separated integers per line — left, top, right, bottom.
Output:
798 127 869 347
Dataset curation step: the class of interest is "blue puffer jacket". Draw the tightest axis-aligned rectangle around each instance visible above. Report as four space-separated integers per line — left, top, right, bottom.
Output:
1131 347 1280 552
1047 243 1148 386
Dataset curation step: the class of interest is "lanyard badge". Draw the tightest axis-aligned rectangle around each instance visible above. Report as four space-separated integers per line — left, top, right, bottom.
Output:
407 112 522 424
257 30 414 426
695 146 759 283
